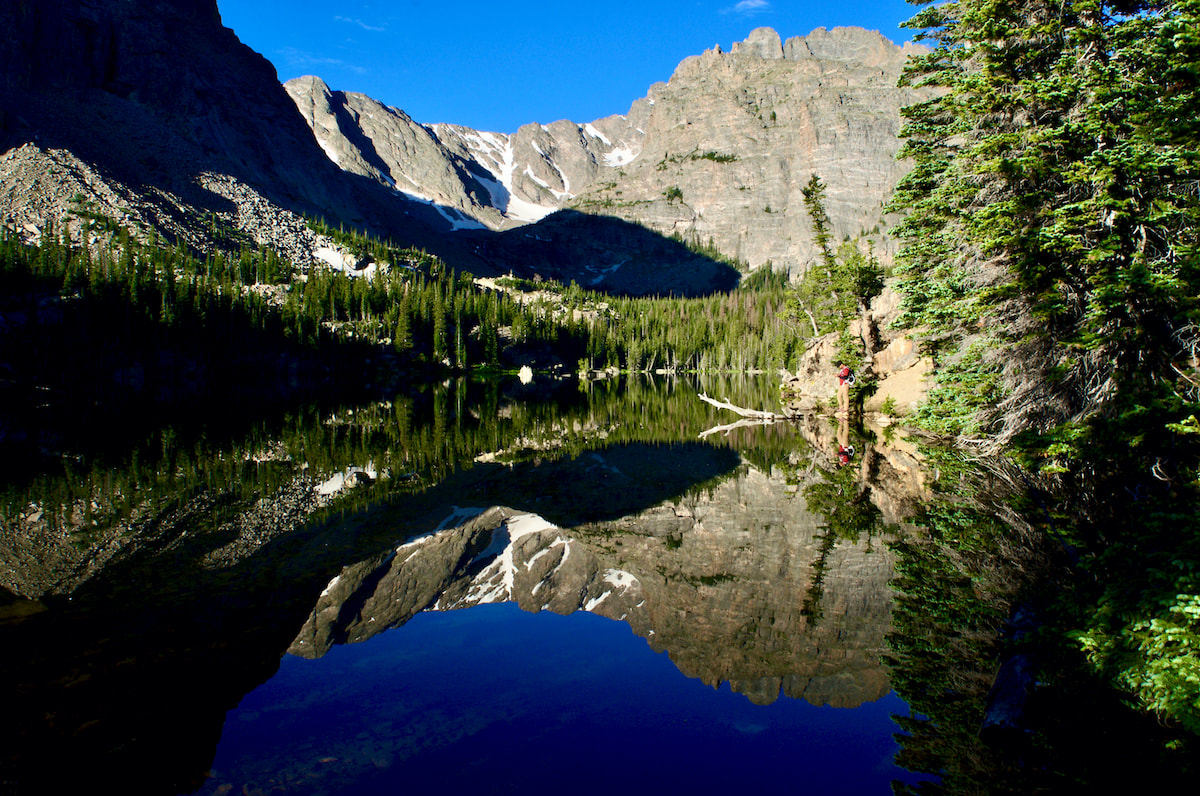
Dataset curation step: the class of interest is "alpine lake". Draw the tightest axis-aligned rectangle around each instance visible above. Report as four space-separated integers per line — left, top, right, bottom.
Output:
0 374 1105 794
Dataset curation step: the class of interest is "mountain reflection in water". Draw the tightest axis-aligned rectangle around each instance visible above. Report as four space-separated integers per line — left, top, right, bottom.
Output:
0 375 931 794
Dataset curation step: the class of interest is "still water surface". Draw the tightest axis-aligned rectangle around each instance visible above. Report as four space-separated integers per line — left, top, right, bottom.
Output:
1 375 940 794
209 605 913 794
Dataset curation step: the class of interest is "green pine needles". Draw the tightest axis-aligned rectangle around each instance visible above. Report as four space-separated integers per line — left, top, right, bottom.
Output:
790 174 884 341
892 0 1200 451
891 0 1200 749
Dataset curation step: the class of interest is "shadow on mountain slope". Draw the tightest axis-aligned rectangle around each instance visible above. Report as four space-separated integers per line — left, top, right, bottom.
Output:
0 2 741 297
460 210 743 296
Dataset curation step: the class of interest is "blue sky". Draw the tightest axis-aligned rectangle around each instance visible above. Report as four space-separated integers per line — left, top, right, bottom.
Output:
217 0 921 133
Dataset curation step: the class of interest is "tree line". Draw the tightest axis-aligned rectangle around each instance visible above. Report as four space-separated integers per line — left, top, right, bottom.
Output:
1 214 800 383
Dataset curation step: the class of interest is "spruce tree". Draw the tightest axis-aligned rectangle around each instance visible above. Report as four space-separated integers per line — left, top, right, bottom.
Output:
892 0 1200 443
891 0 1200 747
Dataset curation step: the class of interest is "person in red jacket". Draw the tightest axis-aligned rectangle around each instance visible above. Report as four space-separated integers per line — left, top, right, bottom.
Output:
836 362 854 416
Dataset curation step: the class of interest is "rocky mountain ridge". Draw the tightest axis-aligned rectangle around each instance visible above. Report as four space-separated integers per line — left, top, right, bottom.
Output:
285 75 645 233
1 3 928 294
0 0 495 275
287 26 929 274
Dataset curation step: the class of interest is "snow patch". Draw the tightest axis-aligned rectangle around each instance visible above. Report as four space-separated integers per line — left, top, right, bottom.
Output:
525 546 554 570
549 537 571 567
506 193 558 223
447 130 557 222
397 191 486 231
536 537 573 582
529 140 572 195
394 506 484 561
584 590 612 612
603 569 639 591
435 205 486 231
603 145 638 167
465 557 508 604
468 526 511 567
521 166 571 201
315 464 378 496
508 513 558 539
587 260 625 287
320 574 341 598
314 247 353 270
316 137 342 166
313 247 379 280
463 513 560 606
437 506 487 531
583 123 612 145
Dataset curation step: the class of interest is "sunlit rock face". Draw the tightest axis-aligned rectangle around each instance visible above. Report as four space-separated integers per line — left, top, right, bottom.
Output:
574 463 895 708
576 26 929 274
290 459 897 709
285 76 507 232
285 75 643 233
287 26 929 274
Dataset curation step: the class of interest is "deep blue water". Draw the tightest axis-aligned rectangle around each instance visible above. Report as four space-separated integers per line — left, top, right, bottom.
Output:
202 603 925 794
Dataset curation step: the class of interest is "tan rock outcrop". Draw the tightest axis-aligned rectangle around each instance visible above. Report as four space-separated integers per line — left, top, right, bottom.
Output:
780 285 932 416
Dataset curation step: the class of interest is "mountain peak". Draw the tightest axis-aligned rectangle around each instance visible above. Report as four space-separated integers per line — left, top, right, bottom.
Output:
785 26 924 66
284 24 931 276
731 27 784 59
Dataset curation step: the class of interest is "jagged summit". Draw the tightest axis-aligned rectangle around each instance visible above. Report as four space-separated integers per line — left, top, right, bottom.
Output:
284 75 646 233
287 25 930 274
0 0 479 272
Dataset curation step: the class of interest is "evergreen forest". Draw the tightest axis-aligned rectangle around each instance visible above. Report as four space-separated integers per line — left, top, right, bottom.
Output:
0 213 802 455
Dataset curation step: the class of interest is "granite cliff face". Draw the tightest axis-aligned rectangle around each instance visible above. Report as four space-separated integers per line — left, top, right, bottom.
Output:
290 458 897 709
578 27 928 272
1 4 927 291
288 26 928 274
285 75 643 232
0 0 473 268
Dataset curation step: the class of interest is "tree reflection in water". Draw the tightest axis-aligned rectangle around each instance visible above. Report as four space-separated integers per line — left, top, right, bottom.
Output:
3 376 1187 794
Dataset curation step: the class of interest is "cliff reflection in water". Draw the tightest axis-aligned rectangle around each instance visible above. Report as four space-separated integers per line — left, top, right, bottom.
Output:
0 374 930 794
292 439 904 709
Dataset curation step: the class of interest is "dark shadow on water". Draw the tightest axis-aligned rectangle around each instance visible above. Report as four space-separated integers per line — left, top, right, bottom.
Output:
0 384 744 794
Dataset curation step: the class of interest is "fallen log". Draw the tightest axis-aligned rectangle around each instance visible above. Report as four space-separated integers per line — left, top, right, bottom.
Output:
697 393 787 420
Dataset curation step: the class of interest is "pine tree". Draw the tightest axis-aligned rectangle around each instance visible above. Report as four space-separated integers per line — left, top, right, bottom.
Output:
891 0 1200 745
892 0 1200 444
800 174 835 271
